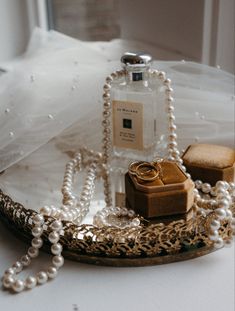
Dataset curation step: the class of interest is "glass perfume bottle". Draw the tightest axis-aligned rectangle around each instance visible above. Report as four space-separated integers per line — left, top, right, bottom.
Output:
110 52 167 206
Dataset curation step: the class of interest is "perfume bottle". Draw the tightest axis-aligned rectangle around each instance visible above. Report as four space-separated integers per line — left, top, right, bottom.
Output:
110 52 167 206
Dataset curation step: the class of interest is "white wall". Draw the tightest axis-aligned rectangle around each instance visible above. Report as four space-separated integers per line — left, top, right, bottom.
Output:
118 0 205 61
118 0 234 73
0 0 30 61
216 0 235 73
0 0 234 73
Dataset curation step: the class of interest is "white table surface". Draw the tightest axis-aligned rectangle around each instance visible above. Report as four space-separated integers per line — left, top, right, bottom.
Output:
0 222 234 311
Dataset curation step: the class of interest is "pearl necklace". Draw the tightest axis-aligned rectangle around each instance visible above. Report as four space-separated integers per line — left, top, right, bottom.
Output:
2 70 234 293
98 69 184 227
2 151 97 292
99 69 234 242
193 180 235 248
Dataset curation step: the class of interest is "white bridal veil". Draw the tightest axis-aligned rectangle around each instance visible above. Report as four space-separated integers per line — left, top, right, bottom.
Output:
0 28 234 212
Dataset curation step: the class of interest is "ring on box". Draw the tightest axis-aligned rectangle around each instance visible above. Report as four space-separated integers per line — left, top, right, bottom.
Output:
128 161 160 182
136 162 160 181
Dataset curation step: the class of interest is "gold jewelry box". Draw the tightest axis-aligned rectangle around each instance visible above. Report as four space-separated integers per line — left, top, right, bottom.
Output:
182 144 235 185
125 161 194 218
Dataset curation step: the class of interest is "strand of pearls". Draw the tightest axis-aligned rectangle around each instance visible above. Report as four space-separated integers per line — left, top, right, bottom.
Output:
2 68 234 293
101 69 182 209
2 151 97 293
193 180 235 248
93 206 140 228
2 214 64 292
100 69 235 243
150 70 182 166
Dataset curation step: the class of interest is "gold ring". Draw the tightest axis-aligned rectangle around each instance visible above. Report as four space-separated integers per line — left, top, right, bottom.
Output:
135 162 159 181
128 161 143 175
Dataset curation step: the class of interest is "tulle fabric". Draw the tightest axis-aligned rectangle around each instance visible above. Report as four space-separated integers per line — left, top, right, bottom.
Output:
0 28 234 213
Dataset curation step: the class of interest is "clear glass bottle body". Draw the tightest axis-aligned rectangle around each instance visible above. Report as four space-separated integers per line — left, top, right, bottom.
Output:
110 69 167 206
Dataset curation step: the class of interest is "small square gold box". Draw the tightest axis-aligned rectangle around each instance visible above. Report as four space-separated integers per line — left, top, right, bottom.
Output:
125 161 194 219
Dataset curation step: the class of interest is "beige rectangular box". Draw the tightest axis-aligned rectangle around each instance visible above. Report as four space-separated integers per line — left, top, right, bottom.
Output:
182 144 235 185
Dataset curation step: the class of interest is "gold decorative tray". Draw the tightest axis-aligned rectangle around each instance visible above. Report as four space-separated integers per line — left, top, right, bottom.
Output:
0 189 233 267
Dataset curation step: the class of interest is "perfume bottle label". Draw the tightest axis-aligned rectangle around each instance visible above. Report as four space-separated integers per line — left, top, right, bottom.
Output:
112 100 143 150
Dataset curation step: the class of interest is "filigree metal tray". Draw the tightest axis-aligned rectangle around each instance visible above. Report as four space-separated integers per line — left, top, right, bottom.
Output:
0 189 233 267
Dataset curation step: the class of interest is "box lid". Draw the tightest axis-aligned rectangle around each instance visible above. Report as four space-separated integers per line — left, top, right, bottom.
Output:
128 161 194 193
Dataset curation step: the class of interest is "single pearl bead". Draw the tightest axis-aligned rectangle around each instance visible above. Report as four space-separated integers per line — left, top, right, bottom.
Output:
128 209 135 217
218 199 230 209
169 124 177 131
3 275 15 288
25 276 37 289
106 76 113 83
197 209 206 217
50 206 58 217
28 246 39 258
21 254 31 267
40 206 51 216
176 158 183 165
165 87 173 94
60 211 68 220
214 238 224 249
210 219 220 230
216 188 227 196
52 255 64 268
12 261 23 273
47 266 58 279
37 271 48 284
202 183 211 193
32 214 44 226
61 205 69 212
32 237 43 249
164 78 171 86
48 231 60 244
51 243 63 255
226 209 233 218
229 182 235 189
222 182 229 190
12 279 25 293
167 155 175 161
32 226 43 237
132 218 140 226
158 71 166 80
51 220 63 232
216 181 226 188
103 83 111 91
209 230 219 241
195 180 202 189
4 267 16 276
194 194 201 202
215 208 226 220
210 187 217 196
